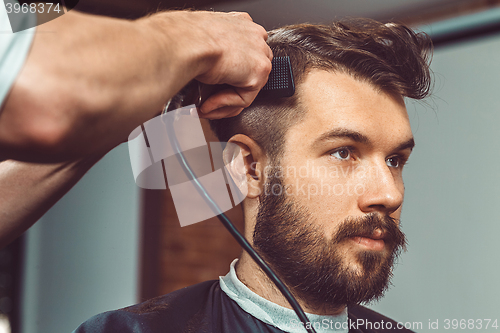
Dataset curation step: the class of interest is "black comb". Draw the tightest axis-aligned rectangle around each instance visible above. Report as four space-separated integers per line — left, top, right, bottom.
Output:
257 56 295 99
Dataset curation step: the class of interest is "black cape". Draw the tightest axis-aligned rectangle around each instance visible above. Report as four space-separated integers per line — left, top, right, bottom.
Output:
73 280 414 333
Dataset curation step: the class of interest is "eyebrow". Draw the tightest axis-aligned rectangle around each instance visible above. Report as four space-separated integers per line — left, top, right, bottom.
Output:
314 128 370 145
395 137 415 152
313 128 415 152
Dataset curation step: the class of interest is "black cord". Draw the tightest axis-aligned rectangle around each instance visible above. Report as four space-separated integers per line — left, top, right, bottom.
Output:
163 110 317 333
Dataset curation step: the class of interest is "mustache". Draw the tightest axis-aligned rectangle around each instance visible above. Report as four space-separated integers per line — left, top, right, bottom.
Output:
333 213 407 251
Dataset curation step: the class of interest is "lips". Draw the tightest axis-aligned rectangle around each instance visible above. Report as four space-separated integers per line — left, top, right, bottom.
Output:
332 214 406 253
351 229 386 251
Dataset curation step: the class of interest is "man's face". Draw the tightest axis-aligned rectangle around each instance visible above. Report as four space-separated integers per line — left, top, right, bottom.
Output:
253 70 413 310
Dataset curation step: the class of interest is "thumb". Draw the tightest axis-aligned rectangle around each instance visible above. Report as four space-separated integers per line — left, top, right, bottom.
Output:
199 86 259 115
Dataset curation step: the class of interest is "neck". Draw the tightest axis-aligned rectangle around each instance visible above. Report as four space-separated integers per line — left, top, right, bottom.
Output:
235 251 346 316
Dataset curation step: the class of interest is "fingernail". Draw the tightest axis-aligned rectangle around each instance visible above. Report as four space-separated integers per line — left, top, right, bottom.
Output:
199 106 211 114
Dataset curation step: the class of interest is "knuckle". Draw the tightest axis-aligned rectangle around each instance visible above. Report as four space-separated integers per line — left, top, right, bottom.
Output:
247 77 262 91
230 11 252 21
245 60 271 90
264 59 272 73
258 25 268 38
258 59 272 78
241 12 253 21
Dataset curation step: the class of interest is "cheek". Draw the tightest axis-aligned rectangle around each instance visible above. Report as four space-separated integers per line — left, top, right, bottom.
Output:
282 161 360 230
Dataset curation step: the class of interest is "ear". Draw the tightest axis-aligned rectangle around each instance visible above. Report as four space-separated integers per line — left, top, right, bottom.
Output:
223 134 267 199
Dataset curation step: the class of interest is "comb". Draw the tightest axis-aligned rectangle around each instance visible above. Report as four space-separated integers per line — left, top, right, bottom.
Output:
257 56 295 99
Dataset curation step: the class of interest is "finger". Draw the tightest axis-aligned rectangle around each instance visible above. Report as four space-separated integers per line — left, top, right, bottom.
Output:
226 107 245 118
254 23 268 41
208 106 244 119
267 45 273 60
255 24 270 45
199 106 244 119
199 87 258 114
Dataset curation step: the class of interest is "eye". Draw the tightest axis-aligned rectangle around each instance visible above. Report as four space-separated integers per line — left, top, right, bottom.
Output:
331 147 353 161
386 156 404 168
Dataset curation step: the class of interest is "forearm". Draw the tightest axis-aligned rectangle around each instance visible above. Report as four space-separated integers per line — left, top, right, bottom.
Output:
0 10 212 162
0 155 102 248
0 10 271 162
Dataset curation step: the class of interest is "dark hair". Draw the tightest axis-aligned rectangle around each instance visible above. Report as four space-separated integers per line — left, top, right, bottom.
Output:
209 19 432 161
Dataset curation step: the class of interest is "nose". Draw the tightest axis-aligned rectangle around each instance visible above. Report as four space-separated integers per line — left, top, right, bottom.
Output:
357 160 404 215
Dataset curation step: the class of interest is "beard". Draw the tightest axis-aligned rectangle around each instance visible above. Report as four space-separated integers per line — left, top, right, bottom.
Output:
252 172 407 310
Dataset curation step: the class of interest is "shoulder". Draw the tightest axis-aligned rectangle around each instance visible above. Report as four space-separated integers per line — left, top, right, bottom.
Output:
348 304 415 333
122 279 218 315
72 280 220 333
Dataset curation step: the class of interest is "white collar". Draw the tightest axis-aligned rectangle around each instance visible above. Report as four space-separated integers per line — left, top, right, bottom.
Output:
219 259 348 333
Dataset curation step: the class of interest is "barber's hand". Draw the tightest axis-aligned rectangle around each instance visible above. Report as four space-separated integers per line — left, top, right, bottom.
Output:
196 12 272 119
158 11 272 119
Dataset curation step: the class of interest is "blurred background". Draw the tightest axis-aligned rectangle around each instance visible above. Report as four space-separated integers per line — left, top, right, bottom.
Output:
3 0 500 332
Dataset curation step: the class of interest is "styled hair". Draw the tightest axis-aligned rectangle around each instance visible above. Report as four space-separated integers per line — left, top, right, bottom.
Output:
209 19 432 161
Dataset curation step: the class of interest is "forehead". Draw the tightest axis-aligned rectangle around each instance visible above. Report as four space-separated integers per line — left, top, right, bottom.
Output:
283 70 412 153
